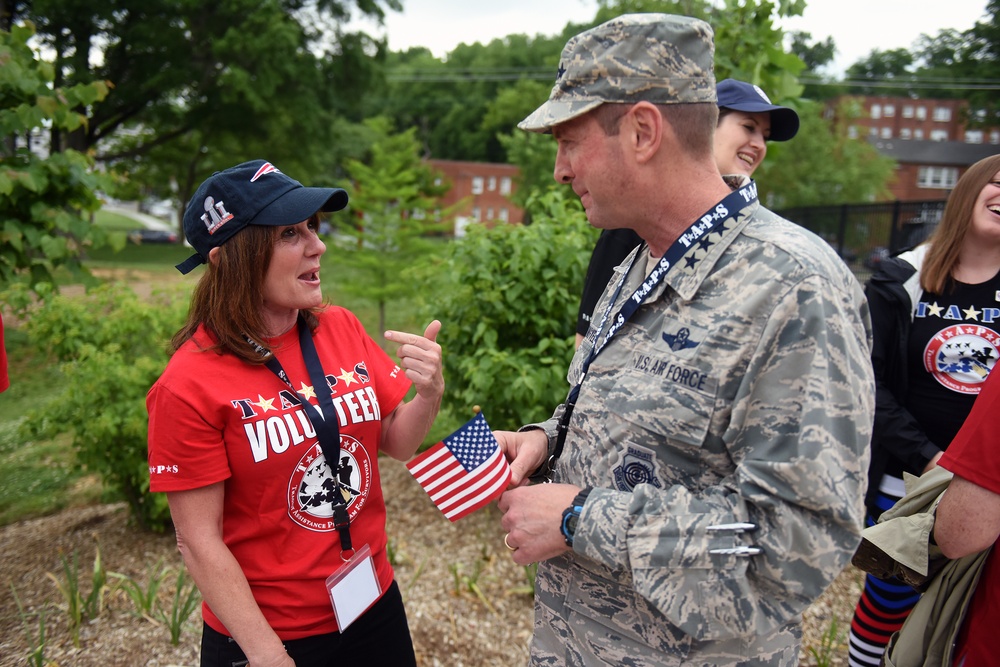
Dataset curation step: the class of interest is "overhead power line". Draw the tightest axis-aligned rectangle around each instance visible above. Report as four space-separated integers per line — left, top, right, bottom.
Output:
800 77 1000 91
385 65 1000 91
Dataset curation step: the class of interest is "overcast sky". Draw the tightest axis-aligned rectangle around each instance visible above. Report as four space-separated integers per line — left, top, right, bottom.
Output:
360 0 990 76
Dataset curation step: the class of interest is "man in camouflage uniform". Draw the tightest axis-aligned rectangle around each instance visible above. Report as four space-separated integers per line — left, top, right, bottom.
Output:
495 13 875 666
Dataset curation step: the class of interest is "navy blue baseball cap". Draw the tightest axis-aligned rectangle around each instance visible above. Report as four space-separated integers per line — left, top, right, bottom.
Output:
176 160 349 274
716 79 799 142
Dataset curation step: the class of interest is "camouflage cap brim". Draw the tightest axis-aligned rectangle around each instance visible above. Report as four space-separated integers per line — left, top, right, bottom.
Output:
517 98 604 134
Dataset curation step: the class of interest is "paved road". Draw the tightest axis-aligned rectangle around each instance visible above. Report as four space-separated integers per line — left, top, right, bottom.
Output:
103 204 177 233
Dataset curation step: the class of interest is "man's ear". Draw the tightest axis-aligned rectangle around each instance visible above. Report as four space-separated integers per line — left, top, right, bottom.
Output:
208 247 221 265
627 102 663 164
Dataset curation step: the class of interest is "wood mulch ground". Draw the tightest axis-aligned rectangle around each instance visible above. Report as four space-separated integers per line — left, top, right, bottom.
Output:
0 457 863 667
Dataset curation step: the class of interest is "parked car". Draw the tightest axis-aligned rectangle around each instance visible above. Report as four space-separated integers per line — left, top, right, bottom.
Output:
864 246 890 271
127 229 178 244
140 198 176 220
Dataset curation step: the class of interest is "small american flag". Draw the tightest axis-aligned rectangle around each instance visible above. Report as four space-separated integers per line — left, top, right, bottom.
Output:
405 412 512 522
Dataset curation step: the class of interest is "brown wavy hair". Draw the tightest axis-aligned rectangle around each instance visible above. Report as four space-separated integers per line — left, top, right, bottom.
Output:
171 215 322 364
920 154 1000 294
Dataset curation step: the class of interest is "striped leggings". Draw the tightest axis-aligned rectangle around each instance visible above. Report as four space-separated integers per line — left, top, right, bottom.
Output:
847 487 923 667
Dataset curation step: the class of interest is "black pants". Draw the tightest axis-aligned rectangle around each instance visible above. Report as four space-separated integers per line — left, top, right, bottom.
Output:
200 580 416 667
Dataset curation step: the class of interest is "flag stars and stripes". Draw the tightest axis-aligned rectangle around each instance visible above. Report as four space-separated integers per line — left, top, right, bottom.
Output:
405 412 512 522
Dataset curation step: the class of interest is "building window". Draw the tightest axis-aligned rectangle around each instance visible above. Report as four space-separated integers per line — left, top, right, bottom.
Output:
472 206 481 221
991 130 1000 144
848 125 859 139
434 177 442 187
488 176 497 191
900 128 912 139
902 105 914 118
471 177 484 194
930 129 949 141
918 166 959 189
486 207 494 220
870 104 881 119
500 177 512 195
881 127 892 139
884 104 895 117
914 128 924 140
965 130 984 144
868 127 878 138
499 208 509 222
916 107 927 120
932 107 952 122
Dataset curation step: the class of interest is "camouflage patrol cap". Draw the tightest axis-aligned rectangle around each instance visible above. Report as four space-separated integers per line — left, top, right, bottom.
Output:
518 13 717 133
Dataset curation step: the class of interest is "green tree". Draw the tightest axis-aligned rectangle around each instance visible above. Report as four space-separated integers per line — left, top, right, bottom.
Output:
759 97 895 210
424 189 597 430
0 21 114 290
844 47 916 95
790 30 836 72
912 1 1000 126
374 30 569 164
789 30 843 100
12 0 398 225
488 79 559 209
337 117 450 340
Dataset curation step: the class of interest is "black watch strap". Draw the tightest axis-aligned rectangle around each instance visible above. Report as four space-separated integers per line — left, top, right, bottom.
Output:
560 487 592 548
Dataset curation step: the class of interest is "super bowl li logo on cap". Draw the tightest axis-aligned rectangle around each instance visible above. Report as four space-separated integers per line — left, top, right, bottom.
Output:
200 195 234 236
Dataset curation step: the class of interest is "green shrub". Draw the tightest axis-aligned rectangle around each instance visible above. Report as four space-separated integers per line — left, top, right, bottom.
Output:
424 189 596 430
16 283 187 531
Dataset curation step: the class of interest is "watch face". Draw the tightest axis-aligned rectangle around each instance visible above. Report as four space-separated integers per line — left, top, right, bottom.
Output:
566 513 579 536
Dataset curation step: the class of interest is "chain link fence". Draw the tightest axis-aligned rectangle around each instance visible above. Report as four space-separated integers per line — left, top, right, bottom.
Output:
777 199 947 285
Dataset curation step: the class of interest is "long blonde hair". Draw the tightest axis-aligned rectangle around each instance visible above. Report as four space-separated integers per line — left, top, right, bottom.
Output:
920 154 1000 294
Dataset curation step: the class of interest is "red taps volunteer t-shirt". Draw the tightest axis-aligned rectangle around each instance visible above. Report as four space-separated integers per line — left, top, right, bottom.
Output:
939 371 1000 667
147 307 411 640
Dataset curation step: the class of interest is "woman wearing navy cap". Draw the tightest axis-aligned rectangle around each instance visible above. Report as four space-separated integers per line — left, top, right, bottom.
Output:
148 160 442 667
575 79 800 346
712 78 800 176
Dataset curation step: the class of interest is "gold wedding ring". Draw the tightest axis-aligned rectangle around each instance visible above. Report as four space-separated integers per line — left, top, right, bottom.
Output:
504 533 516 551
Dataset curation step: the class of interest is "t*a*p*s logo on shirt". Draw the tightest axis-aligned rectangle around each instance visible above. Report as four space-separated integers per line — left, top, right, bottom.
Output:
286 434 373 532
923 324 1000 394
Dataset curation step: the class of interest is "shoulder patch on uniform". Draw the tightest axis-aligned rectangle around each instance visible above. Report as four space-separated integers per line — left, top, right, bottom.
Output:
612 444 663 492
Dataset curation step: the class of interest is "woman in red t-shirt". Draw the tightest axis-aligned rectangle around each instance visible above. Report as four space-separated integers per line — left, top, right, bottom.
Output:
936 366 1000 666
148 160 443 667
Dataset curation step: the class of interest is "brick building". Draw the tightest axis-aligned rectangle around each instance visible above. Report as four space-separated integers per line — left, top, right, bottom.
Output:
833 95 1000 201
869 139 999 201
426 159 523 236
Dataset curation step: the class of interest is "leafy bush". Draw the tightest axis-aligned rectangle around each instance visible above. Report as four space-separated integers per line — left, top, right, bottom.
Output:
14 283 187 531
424 189 597 430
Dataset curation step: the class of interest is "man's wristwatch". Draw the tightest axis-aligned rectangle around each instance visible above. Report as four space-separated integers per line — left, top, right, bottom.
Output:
560 487 592 548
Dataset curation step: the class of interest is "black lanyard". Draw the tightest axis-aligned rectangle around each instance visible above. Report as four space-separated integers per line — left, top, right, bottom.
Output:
543 182 757 479
255 318 353 554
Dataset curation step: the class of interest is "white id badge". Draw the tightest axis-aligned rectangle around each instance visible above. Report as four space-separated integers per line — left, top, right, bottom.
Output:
326 543 381 631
